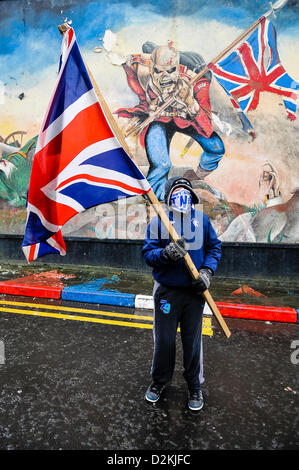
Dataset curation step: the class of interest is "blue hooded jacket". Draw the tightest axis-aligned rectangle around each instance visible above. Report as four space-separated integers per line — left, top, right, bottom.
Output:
142 207 221 288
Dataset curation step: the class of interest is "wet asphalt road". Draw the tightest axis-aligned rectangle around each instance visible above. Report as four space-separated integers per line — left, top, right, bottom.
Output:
0 294 298 452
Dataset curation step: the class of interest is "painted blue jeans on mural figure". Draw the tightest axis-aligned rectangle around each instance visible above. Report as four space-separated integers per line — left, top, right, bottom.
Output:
145 121 225 200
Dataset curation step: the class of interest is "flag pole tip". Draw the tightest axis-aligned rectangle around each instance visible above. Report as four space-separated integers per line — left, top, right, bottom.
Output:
272 0 288 10
58 23 69 34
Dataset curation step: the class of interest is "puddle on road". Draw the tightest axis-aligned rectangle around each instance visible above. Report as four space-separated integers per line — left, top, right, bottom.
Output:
210 278 299 309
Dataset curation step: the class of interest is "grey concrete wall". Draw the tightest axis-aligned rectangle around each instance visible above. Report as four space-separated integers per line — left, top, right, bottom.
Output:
1 235 298 280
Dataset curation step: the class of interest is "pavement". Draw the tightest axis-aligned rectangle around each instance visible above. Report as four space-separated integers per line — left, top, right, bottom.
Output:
0 260 298 322
0 261 298 453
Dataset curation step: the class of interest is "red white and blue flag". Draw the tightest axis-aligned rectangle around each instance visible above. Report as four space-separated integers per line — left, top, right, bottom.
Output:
208 17 299 121
22 26 151 262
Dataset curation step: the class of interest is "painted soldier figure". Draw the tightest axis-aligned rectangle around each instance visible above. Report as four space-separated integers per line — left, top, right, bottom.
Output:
115 42 225 200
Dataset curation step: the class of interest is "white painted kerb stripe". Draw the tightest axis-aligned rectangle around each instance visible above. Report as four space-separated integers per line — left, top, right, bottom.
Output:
134 294 213 315
135 295 154 310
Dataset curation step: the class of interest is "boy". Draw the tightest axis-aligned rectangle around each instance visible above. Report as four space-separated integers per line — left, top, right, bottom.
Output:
142 176 221 410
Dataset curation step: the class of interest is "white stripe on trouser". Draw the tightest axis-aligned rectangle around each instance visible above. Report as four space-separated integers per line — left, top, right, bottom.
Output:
152 281 204 385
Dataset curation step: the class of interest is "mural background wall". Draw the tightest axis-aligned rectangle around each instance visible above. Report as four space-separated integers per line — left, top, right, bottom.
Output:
0 0 298 244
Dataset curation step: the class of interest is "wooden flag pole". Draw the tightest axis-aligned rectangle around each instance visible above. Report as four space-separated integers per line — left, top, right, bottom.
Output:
58 24 231 339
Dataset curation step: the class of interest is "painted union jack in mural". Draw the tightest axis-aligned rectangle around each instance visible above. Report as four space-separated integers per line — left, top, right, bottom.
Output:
22 26 151 262
208 17 299 121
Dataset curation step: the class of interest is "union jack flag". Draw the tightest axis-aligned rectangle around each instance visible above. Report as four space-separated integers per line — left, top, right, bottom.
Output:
22 26 151 262
208 17 299 121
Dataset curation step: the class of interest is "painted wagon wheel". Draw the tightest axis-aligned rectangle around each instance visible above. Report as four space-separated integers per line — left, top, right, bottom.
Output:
4 130 27 148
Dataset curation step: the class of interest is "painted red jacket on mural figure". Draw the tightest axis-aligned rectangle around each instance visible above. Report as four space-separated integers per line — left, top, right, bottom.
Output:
115 46 225 200
115 56 214 147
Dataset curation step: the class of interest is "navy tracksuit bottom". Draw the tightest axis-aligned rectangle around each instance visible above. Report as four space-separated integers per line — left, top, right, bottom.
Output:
151 282 205 390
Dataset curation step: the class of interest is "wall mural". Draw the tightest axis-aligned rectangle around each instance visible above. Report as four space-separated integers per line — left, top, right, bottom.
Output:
0 0 298 244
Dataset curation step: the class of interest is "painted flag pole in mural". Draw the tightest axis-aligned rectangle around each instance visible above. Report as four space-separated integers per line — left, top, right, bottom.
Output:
125 0 294 138
22 23 231 338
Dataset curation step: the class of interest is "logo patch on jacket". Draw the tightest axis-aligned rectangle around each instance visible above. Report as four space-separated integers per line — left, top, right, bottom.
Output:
160 299 171 314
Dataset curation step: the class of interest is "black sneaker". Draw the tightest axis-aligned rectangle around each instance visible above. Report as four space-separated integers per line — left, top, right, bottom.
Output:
145 383 165 403
188 387 203 411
